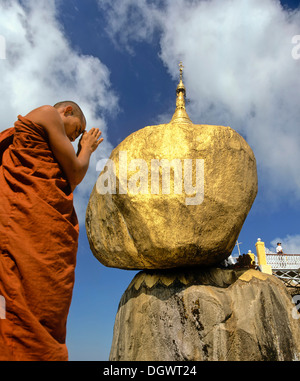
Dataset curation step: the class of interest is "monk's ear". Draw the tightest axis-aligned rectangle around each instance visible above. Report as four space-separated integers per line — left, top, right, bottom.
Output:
64 105 73 116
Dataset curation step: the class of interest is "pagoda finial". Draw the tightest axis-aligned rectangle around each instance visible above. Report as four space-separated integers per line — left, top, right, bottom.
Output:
179 61 184 81
170 61 192 124
176 61 186 95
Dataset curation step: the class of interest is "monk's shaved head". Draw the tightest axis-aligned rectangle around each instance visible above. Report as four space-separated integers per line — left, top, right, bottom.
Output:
53 101 86 126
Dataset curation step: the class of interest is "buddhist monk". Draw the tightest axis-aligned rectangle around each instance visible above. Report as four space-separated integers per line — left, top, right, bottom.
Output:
0 101 103 360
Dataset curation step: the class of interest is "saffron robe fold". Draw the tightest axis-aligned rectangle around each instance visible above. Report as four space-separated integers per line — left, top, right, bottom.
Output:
0 116 79 360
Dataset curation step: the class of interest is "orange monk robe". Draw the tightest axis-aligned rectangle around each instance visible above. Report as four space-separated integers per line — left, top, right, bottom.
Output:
0 116 79 360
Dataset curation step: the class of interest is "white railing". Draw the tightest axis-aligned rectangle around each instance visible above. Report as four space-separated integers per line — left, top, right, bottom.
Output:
266 254 300 270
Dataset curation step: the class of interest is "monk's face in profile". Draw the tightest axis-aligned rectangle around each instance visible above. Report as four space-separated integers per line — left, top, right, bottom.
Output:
60 106 86 142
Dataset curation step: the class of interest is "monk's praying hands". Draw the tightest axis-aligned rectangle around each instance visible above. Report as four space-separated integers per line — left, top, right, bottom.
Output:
77 127 103 156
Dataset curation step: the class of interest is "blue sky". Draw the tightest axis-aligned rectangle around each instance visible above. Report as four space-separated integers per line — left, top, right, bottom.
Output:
1 0 300 360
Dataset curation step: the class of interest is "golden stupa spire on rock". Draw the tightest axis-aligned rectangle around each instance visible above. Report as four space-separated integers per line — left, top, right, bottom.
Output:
170 62 192 124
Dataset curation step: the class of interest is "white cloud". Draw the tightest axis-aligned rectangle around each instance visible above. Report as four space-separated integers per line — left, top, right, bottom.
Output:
0 0 119 224
98 0 163 53
98 0 300 204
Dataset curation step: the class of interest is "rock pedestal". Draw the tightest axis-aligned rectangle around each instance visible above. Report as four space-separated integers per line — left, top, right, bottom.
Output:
109 268 300 361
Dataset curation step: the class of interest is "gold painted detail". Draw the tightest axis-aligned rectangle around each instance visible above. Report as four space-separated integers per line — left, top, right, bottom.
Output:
238 269 269 282
126 268 258 292
127 271 189 291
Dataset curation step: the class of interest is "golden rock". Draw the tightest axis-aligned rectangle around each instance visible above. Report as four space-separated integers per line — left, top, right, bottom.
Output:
86 64 258 269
